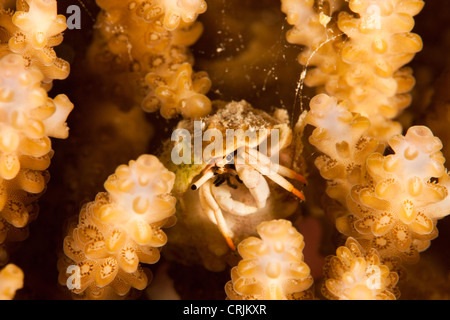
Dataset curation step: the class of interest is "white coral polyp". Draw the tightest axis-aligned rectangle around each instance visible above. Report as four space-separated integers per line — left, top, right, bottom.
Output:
103 154 176 246
386 126 446 181
162 0 207 29
12 0 67 49
322 237 399 300
226 219 313 300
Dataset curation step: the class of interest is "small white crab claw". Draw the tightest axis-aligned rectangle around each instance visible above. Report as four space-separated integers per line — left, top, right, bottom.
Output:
235 162 270 209
212 184 258 216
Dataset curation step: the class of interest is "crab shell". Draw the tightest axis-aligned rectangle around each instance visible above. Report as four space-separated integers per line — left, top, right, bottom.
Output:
159 100 304 271
161 100 294 195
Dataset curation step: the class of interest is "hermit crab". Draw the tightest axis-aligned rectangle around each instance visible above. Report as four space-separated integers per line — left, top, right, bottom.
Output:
160 100 306 270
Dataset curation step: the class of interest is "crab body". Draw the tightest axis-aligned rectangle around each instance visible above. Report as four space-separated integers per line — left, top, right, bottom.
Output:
160 100 306 271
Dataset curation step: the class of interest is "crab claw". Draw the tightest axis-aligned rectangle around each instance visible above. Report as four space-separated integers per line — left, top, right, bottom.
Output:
235 162 270 208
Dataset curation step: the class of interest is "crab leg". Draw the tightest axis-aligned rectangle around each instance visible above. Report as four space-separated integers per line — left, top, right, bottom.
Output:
191 156 234 190
191 168 214 190
245 147 307 184
199 180 236 250
198 181 218 225
240 148 306 201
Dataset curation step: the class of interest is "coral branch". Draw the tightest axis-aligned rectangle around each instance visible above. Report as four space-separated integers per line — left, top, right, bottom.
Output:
87 0 211 119
0 0 70 86
322 237 399 300
0 52 72 262
282 0 424 141
225 219 314 300
306 93 450 268
337 126 448 263
57 155 177 300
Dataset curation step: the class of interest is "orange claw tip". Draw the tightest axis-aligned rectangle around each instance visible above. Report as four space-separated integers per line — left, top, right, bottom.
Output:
292 188 306 201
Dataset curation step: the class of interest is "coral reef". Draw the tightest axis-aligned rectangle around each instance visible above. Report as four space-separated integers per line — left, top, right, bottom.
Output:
0 0 449 301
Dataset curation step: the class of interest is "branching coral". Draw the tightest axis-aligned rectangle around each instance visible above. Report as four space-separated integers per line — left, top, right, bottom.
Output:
87 0 211 119
225 219 313 300
0 0 73 266
337 126 449 264
322 237 399 300
306 92 450 268
0 53 72 262
282 0 423 141
0 263 23 299
0 0 70 86
57 154 177 299
305 93 381 206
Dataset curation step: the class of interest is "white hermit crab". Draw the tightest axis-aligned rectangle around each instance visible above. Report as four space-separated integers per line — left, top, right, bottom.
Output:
164 100 306 253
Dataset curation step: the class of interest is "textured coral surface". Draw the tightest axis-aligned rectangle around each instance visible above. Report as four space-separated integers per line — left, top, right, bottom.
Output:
1 0 449 300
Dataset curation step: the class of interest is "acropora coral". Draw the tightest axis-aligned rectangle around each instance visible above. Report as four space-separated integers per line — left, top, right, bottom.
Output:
0 0 449 301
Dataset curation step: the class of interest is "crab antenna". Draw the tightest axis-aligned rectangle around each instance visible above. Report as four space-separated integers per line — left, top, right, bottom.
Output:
244 147 308 184
191 169 214 190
